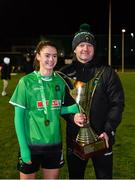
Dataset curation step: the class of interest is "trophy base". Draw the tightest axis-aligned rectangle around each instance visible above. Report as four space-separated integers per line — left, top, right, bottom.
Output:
73 139 107 160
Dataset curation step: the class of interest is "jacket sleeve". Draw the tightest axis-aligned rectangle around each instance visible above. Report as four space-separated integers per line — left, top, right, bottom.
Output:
14 106 31 163
103 67 125 137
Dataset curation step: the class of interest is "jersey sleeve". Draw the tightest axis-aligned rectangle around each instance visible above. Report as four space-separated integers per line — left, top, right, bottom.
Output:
9 78 27 109
61 86 79 114
14 106 31 163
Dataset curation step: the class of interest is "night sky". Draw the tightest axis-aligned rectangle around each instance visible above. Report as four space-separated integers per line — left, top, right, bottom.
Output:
0 0 134 48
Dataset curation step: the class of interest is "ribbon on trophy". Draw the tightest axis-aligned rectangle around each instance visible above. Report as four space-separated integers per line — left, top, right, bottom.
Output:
70 67 107 160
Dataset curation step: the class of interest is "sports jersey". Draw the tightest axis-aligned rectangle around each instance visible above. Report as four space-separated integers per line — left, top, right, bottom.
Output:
9 71 79 146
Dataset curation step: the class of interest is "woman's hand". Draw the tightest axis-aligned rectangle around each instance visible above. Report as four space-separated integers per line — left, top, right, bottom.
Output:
74 113 86 127
25 161 32 165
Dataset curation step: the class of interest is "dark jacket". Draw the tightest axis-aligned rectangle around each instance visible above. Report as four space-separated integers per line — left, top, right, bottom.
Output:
59 58 125 147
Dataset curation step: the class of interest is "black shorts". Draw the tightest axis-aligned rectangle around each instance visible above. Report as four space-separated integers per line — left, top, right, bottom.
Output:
17 144 64 174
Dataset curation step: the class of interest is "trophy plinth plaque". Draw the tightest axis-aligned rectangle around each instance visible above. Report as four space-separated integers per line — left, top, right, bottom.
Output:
73 122 107 160
71 79 107 160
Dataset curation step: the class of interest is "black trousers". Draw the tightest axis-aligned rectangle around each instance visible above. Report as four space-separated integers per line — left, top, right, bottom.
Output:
66 147 113 179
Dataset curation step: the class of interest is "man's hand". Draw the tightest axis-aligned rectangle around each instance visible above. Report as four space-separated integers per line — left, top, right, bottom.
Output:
99 132 109 148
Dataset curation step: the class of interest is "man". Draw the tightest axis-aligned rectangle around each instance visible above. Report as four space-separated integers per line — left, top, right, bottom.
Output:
60 24 125 179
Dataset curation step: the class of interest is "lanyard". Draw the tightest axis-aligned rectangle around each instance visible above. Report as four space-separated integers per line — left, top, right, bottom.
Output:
35 71 53 123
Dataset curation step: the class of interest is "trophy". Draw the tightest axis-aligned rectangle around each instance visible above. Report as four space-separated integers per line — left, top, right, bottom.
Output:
71 80 107 160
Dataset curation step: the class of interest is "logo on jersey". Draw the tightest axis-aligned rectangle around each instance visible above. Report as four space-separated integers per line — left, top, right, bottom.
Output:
37 101 48 108
55 85 60 91
37 101 43 108
37 100 61 109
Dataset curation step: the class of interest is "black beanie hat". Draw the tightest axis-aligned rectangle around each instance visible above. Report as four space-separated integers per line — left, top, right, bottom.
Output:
72 23 96 50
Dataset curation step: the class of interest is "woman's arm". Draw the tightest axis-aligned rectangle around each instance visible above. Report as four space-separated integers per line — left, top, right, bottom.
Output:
14 106 31 163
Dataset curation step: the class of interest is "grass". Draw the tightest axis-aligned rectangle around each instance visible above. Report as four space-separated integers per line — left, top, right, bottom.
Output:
0 71 135 179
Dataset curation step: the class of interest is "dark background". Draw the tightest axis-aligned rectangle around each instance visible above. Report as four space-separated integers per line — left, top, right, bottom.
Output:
0 0 134 69
0 0 134 40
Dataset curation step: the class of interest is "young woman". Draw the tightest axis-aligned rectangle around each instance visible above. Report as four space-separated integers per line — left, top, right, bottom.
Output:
9 40 85 179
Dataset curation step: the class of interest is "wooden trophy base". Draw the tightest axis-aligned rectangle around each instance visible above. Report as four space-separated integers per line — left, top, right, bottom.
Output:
73 139 107 160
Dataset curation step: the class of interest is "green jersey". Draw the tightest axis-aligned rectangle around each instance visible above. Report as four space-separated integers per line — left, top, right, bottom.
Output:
10 71 79 146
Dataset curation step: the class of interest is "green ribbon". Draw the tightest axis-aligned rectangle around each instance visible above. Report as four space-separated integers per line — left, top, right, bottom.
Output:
35 71 54 122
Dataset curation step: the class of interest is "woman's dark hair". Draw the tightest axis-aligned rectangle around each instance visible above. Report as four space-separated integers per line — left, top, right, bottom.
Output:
33 40 58 70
